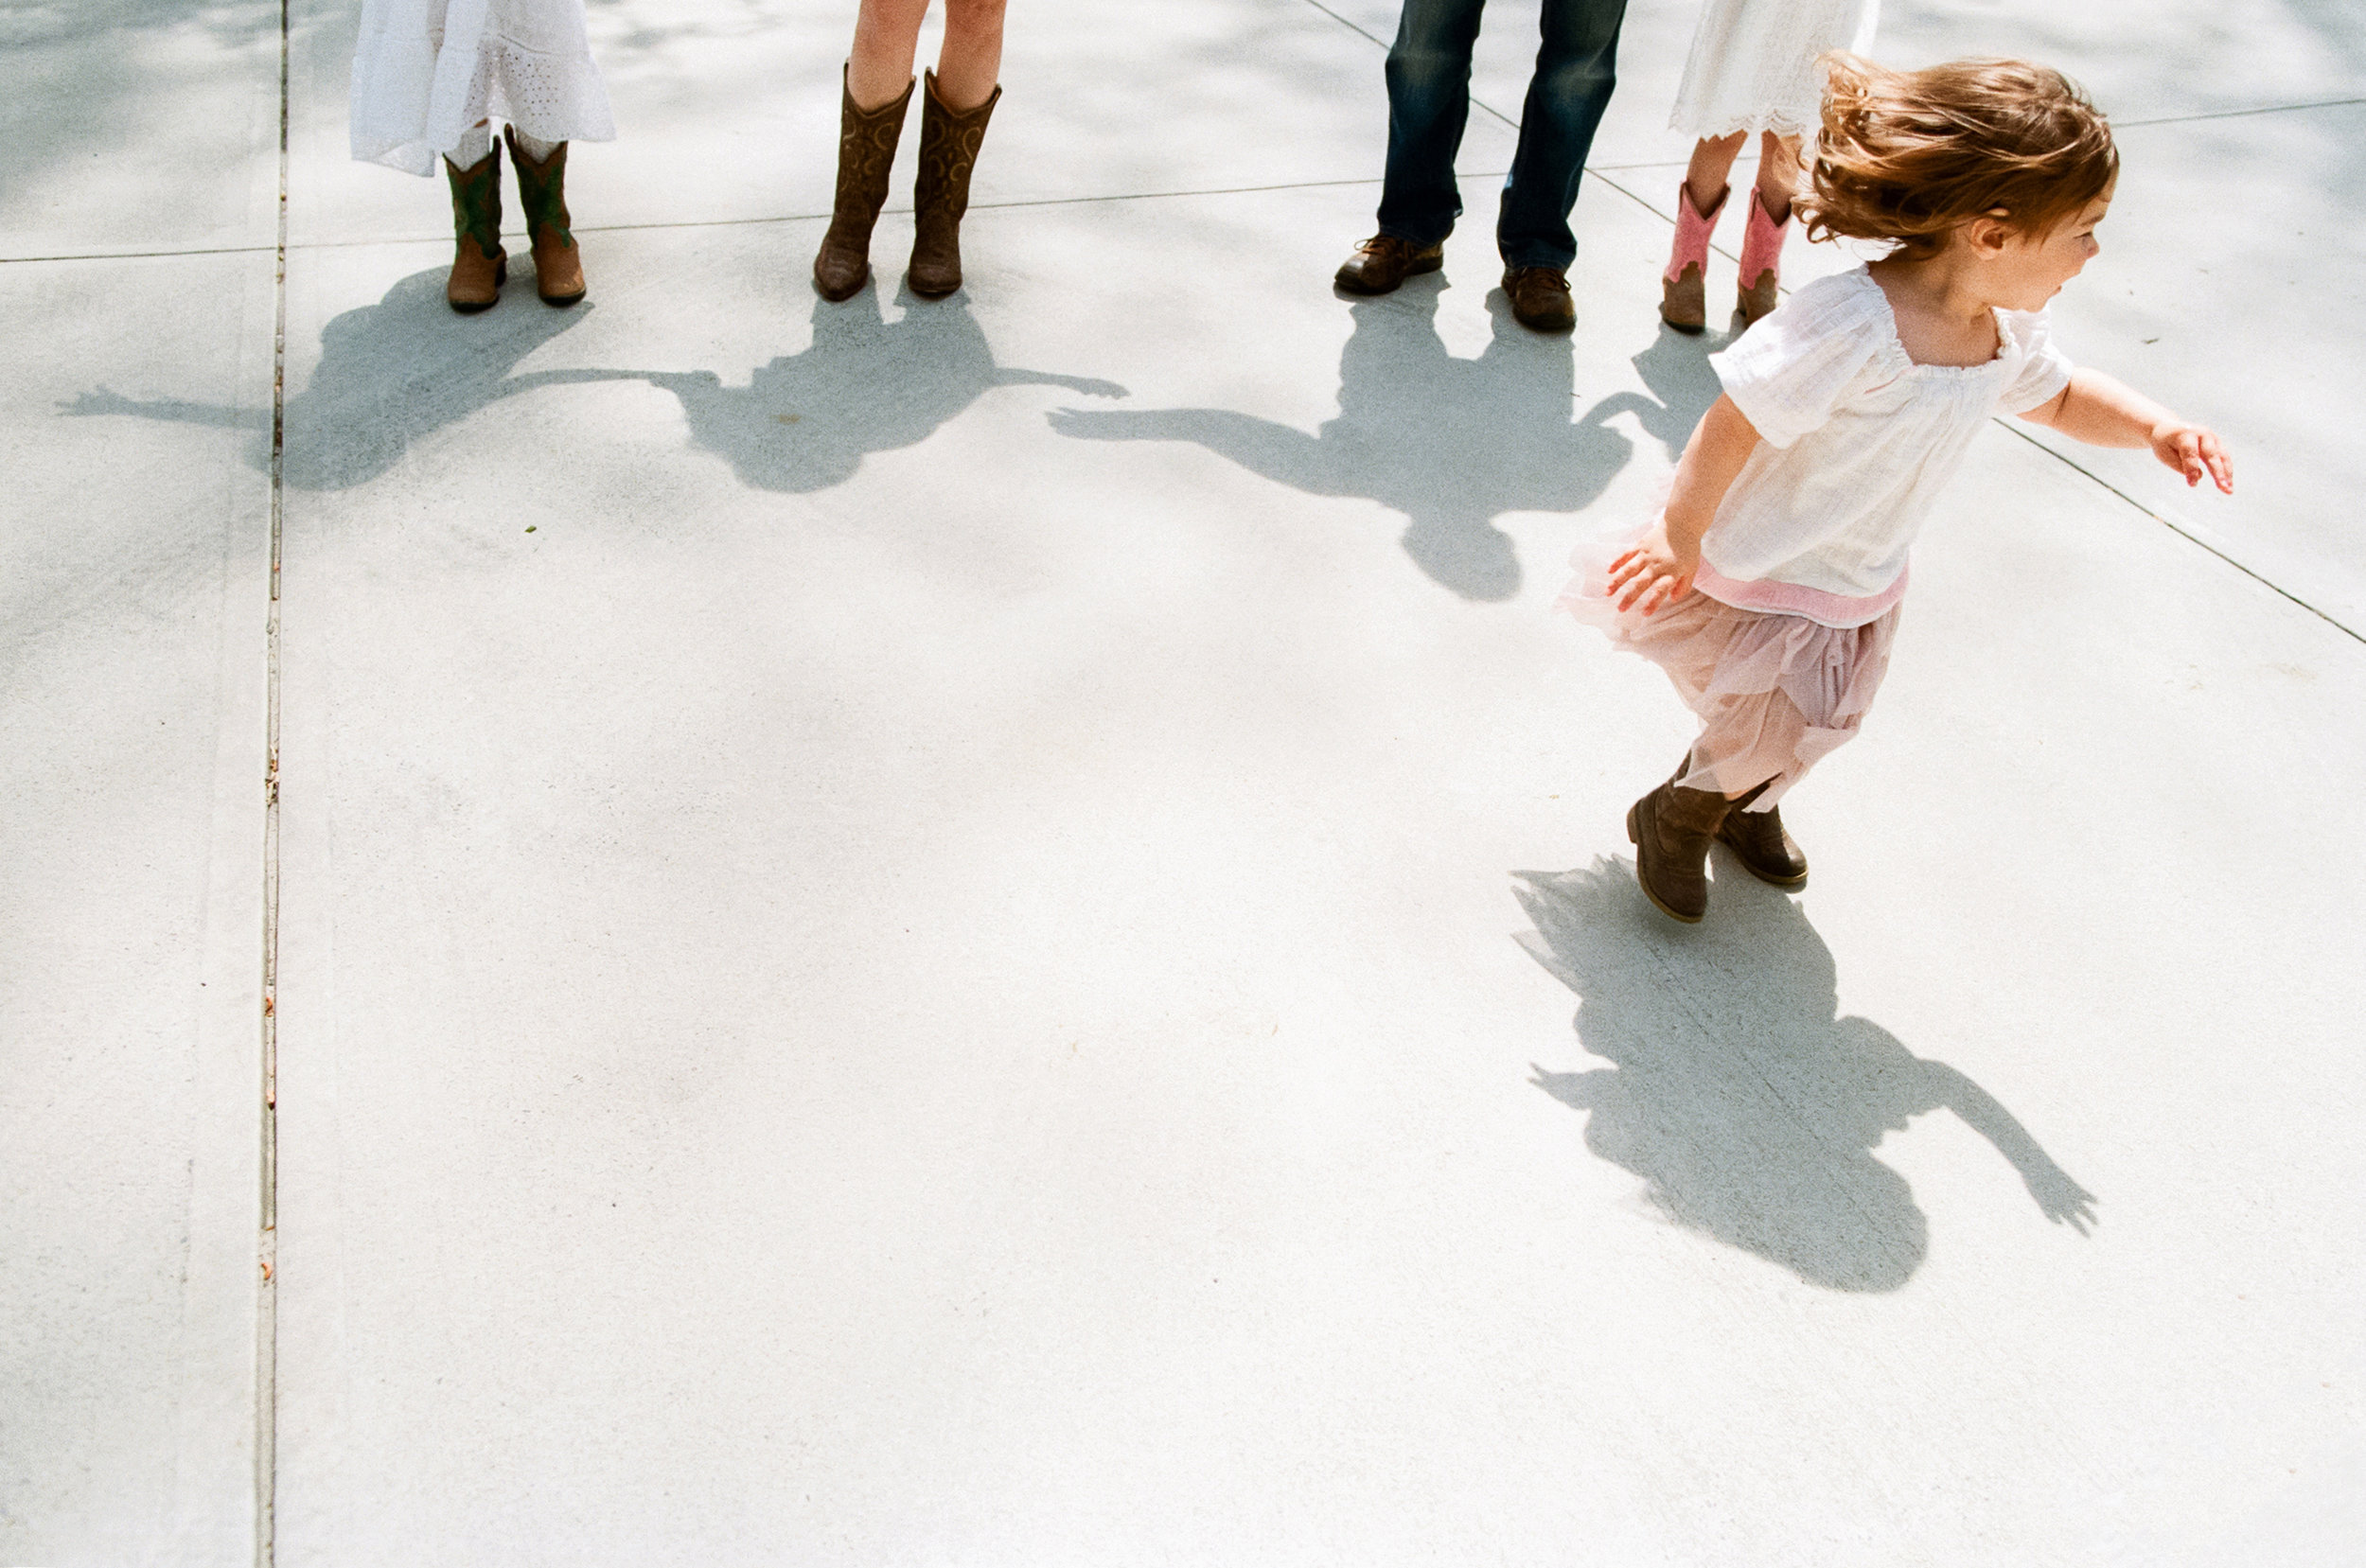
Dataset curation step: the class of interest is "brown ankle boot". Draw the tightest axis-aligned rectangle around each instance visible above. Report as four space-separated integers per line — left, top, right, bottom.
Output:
1625 762 1735 923
504 127 585 306
814 69 915 302
1715 779 1808 888
907 69 1000 300
443 143 506 313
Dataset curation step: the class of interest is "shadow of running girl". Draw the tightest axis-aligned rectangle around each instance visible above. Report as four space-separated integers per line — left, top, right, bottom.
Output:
1515 856 2094 1291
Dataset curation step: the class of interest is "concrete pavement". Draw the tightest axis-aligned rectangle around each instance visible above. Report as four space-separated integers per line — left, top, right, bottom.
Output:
5 1 2363 1563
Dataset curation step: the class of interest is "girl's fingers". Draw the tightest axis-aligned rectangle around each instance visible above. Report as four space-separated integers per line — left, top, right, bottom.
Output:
2201 434 2235 493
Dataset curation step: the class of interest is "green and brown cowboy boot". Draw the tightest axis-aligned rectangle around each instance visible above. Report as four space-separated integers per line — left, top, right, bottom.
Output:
504 126 585 306
443 139 506 313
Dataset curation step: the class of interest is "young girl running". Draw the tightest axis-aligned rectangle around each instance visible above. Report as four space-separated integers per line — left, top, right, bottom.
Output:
1566 55 2233 924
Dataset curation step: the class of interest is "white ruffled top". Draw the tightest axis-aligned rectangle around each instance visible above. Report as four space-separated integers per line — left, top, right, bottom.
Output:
1670 0 1880 141
352 0 616 176
1698 265 2075 625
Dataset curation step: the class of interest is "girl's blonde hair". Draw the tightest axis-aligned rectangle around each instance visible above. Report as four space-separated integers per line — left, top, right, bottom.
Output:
1799 54 2118 260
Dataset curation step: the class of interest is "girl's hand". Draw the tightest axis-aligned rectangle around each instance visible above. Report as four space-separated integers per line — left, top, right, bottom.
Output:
1605 523 1698 616
2150 418 2234 494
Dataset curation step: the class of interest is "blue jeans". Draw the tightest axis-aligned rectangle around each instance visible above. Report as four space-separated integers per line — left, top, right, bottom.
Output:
1376 0 1629 271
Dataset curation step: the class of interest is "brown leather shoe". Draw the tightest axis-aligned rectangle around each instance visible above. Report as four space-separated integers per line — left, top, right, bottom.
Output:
443 144 506 314
908 70 1001 300
1715 779 1808 888
814 69 915 303
1333 235 1443 295
1625 762 1734 923
1503 265 1575 332
504 127 584 306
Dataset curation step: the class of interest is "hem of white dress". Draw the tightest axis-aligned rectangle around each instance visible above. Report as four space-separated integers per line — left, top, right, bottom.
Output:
1667 108 1824 142
352 33 617 177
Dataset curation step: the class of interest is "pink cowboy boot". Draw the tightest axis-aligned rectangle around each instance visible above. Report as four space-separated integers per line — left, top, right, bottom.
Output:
1737 186 1792 326
1659 180 1726 334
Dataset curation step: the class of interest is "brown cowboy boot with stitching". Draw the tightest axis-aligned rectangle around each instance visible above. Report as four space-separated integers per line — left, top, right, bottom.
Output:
1626 760 1736 923
1504 265 1576 332
814 69 915 302
443 141 506 313
1715 778 1809 888
1333 235 1444 294
505 127 586 306
908 69 1000 299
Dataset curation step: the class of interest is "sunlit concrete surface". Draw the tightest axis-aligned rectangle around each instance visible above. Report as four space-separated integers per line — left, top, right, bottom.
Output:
5 2 2363 1564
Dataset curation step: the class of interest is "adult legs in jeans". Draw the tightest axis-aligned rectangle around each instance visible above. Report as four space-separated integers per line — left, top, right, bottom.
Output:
1499 0 1627 270
1376 0 1627 267
1375 0 1486 251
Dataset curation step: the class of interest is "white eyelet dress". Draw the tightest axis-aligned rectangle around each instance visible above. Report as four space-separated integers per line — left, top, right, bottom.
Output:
1670 0 1880 142
1560 266 2075 806
351 0 617 176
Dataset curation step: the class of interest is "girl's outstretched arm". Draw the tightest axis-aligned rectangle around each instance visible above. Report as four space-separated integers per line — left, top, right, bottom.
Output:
2019 368 2234 493
1606 394 1762 615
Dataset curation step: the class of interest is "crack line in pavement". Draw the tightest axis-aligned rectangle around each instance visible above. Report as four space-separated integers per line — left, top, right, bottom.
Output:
1300 0 1525 133
0 244 282 265
2115 95 2366 129
1994 422 2363 643
5 92 2357 268
257 0 288 1561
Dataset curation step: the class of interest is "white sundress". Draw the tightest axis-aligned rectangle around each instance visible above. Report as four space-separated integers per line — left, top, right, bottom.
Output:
1669 0 1880 142
351 0 617 176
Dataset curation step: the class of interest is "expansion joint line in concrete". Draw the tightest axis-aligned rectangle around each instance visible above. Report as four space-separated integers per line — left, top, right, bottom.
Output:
256 0 289 1561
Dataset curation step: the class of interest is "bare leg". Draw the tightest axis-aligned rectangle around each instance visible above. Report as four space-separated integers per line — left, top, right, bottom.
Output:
849 0 929 109
1683 131 1746 213
934 0 1008 111
1754 131 1802 222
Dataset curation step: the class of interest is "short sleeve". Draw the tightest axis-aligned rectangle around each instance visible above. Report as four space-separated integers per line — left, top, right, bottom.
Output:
1999 308 2075 414
1710 272 1885 449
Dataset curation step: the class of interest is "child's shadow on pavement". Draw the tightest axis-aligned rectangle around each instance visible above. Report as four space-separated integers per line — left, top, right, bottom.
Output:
1515 857 2096 1292
59 266 589 491
60 269 1123 496
1046 280 1641 603
542 285 1126 493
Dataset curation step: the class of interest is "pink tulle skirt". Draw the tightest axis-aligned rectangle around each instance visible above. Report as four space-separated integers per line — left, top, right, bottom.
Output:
1558 538 1900 808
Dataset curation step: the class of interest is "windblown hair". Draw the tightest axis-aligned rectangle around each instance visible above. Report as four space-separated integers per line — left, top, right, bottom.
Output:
1799 55 2117 260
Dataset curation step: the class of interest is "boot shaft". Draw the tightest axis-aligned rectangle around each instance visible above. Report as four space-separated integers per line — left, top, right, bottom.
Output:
834 69 917 234
503 125 574 252
444 141 503 259
913 70 1001 236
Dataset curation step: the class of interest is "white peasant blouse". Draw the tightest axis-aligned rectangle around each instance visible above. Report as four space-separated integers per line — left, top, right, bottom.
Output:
1697 266 2075 625
351 0 616 177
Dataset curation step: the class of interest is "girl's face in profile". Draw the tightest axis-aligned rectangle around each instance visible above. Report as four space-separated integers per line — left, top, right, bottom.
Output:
1977 182 2115 311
